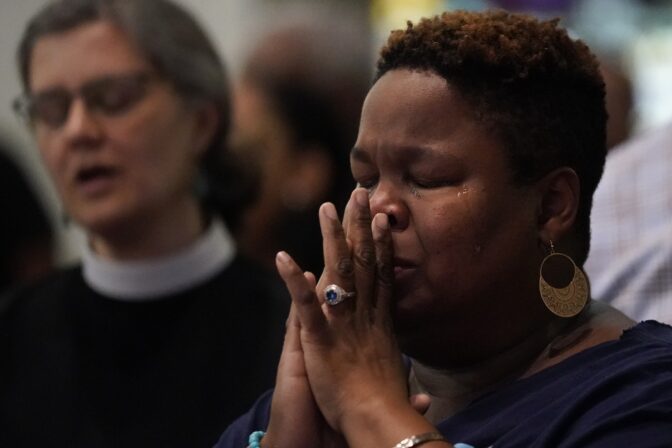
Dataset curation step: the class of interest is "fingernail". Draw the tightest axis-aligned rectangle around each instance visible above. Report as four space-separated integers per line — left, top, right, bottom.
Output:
355 188 369 207
322 203 337 220
276 251 290 263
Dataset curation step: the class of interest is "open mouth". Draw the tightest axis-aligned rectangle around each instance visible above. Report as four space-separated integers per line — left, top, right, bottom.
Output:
77 166 116 182
74 166 119 195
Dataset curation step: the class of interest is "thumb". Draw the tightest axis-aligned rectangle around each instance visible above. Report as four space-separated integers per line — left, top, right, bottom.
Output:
409 393 431 415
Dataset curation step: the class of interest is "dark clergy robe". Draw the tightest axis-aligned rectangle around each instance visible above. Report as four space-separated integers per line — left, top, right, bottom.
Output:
0 256 288 448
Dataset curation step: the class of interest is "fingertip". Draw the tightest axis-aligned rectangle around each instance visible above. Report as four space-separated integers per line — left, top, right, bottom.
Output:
410 393 432 415
276 251 290 263
353 187 369 207
320 202 338 220
373 213 389 231
275 251 302 280
303 271 317 287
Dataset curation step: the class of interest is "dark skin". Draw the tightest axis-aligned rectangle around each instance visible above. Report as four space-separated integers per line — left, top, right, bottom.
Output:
266 69 634 448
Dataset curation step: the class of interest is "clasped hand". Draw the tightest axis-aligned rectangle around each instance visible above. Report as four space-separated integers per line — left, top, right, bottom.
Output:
267 188 412 447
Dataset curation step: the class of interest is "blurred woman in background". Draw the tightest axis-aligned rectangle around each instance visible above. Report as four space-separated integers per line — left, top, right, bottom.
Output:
0 1 287 447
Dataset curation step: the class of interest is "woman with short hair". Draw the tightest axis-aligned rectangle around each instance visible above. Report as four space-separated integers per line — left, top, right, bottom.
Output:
217 10 672 448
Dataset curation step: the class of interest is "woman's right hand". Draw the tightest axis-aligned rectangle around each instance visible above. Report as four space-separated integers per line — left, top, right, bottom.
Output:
263 300 346 448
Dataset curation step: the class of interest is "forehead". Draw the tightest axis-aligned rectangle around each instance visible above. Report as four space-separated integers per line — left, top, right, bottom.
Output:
355 69 493 159
29 20 151 91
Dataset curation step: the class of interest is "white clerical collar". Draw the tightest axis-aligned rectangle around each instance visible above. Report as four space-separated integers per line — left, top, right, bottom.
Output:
82 219 236 301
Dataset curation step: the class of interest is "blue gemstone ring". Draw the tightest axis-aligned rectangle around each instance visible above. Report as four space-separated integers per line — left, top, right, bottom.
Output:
323 284 356 306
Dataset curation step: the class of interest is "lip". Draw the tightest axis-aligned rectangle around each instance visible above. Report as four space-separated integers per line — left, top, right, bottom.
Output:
393 257 417 280
72 165 120 197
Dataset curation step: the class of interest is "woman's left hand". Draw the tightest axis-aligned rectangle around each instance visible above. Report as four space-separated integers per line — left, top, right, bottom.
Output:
275 188 411 437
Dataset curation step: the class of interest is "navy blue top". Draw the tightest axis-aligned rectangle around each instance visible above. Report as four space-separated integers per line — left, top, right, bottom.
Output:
215 321 672 448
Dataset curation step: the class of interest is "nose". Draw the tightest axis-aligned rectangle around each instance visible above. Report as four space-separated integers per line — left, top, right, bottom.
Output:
368 181 409 231
62 97 103 148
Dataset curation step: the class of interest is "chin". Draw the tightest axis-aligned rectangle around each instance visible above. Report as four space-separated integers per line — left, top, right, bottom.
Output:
70 202 139 236
391 296 428 335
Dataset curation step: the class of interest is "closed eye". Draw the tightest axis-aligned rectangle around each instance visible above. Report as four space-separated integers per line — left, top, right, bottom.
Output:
406 175 458 190
355 178 378 193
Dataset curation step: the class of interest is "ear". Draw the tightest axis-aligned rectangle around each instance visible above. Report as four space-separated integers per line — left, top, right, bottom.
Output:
535 167 580 245
281 145 332 211
190 102 219 157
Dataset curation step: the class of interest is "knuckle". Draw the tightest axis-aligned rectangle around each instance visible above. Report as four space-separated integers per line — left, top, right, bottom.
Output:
354 244 376 270
354 211 371 227
297 288 314 304
376 259 394 286
336 257 354 277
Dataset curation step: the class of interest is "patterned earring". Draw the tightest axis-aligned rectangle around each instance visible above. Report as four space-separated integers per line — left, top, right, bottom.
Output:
539 241 589 318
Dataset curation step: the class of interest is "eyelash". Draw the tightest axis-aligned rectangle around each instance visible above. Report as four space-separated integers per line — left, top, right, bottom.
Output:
405 174 447 191
356 176 439 198
356 180 377 195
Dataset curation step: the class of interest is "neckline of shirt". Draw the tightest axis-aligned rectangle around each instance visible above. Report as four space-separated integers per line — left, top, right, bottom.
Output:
82 219 236 301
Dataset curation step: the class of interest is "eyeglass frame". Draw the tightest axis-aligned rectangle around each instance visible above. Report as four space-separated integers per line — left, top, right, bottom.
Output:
12 71 158 130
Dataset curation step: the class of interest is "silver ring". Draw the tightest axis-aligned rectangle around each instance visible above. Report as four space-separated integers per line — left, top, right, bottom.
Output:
323 284 355 306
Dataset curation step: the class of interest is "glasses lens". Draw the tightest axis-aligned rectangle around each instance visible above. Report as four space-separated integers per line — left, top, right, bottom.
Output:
83 73 150 116
30 90 72 128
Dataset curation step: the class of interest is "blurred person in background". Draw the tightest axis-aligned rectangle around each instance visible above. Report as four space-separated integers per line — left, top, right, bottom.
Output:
0 1 287 447
231 10 371 275
599 58 633 150
0 143 54 293
580 9 672 324
585 120 672 323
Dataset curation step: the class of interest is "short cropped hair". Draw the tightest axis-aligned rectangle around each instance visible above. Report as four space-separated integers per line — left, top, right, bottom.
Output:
17 0 254 226
376 10 607 264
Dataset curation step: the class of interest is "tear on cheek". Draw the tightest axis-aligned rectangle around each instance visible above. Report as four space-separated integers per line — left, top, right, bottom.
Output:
457 186 470 198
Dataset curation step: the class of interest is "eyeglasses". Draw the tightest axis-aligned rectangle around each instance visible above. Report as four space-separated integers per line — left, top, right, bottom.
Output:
12 71 154 129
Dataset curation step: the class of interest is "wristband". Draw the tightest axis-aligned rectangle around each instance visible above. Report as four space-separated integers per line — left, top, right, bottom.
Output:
247 430 265 448
393 431 447 448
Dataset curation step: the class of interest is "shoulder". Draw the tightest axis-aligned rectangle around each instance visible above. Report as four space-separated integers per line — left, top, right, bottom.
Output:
0 266 84 346
562 321 672 446
619 319 672 348
213 389 274 448
557 320 672 433
0 266 82 318
563 304 671 372
441 321 672 447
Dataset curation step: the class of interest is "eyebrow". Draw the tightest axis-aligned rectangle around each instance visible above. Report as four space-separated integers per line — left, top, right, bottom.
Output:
350 144 463 165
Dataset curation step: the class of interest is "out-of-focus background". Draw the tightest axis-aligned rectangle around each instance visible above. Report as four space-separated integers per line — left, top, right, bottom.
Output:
1 0 671 267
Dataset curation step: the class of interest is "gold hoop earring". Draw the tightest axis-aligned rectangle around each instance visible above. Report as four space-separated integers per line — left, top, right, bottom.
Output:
539 241 589 317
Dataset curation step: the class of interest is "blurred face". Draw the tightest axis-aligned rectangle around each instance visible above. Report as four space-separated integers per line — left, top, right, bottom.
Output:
352 69 546 360
27 21 206 236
